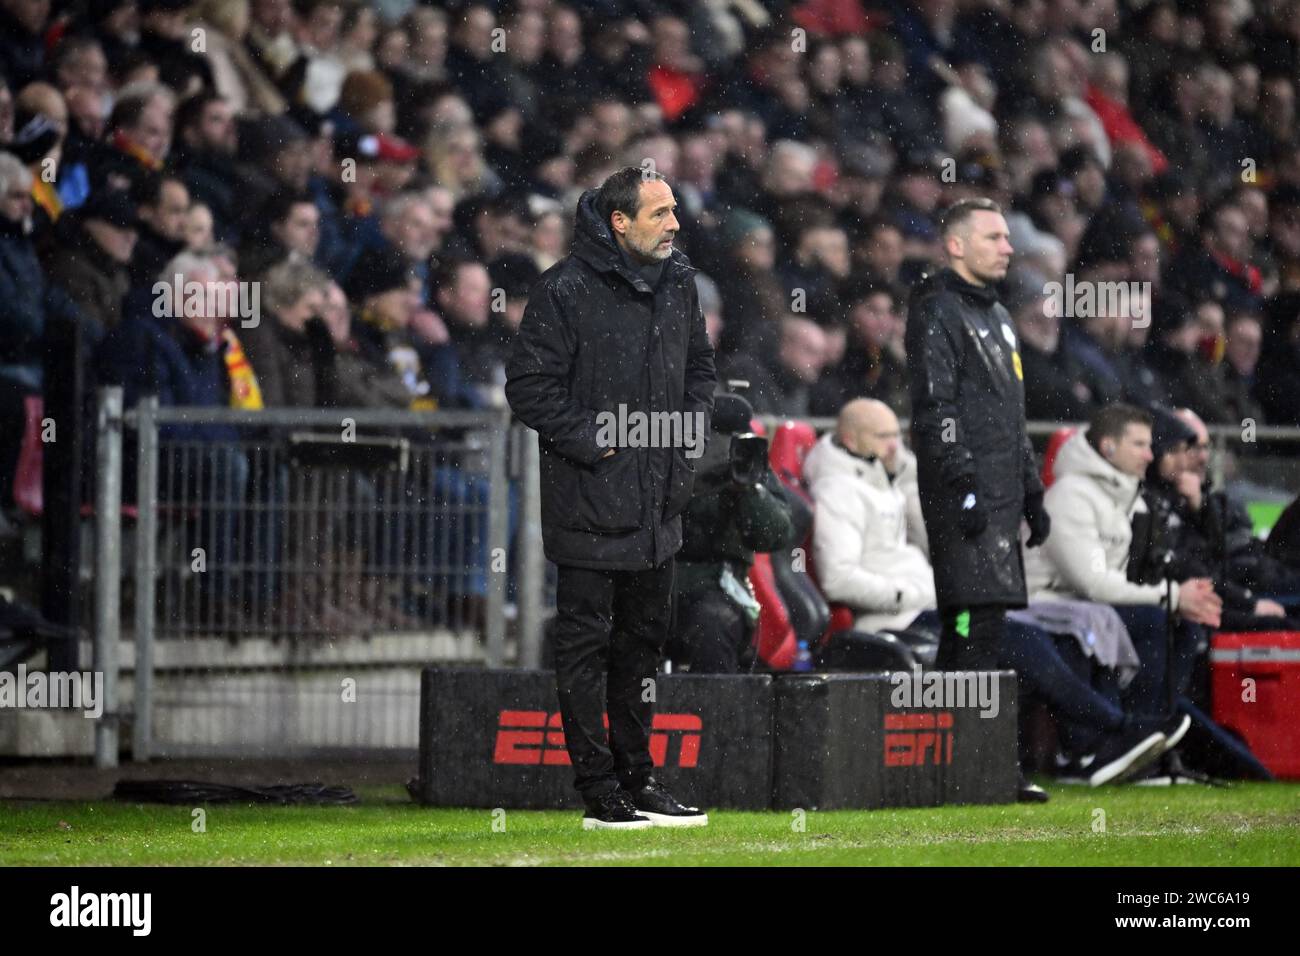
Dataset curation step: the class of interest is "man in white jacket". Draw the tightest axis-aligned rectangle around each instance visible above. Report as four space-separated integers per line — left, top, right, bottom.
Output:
1025 403 1222 716
803 399 938 635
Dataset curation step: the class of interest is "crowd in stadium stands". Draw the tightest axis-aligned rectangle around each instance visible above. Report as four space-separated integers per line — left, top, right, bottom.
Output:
3 0 1300 520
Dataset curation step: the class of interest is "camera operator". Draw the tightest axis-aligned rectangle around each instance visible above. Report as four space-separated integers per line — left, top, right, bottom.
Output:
1173 407 1300 599
1132 406 1298 631
665 393 797 673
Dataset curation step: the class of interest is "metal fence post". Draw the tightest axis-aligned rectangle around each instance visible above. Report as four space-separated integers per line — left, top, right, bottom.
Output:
93 388 123 768
1211 426 1229 491
132 396 160 761
516 427 544 668
485 412 510 667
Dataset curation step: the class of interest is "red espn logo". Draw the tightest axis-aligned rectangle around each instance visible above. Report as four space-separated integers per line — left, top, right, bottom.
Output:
493 710 702 767
884 712 954 766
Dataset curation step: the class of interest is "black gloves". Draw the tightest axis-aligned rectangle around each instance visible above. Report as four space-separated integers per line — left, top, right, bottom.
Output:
1024 490 1051 548
957 487 988 538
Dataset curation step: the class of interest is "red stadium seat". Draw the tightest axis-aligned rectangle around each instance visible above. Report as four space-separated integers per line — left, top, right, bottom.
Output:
744 419 814 669
750 552 797 670
768 420 818 500
759 419 859 647
1041 427 1076 488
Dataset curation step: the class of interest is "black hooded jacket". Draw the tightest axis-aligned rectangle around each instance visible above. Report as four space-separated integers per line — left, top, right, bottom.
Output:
905 267 1042 608
505 189 716 570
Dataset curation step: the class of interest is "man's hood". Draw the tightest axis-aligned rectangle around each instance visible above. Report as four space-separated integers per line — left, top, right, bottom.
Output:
571 188 693 292
912 266 1001 308
1053 427 1140 506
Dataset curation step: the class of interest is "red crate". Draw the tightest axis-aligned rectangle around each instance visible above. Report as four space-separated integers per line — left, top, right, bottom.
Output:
1210 632 1300 779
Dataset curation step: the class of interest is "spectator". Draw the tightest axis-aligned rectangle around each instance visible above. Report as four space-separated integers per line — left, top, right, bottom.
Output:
487 252 540 336
1165 200 1265 314
720 315 828 416
713 206 784 358
1175 406 1300 595
443 4 508 125
42 188 138 337
1009 271 1094 422
779 216 851 325
1024 404 1222 715
853 216 906 290
831 144 891 248
236 113 315 233
240 257 331 408
1267 184 1300 293
431 256 504 406
804 398 934 634
1138 405 1294 631
343 252 432 408
881 151 944 264
172 92 240 241
316 278 409 410
1143 294 1231 424
373 190 438 294
245 0 303 89
811 279 909 419
293 0 350 115
99 253 266 618
190 0 288 117
137 0 215 97
1221 310 1265 426
129 173 190 286
90 81 177 192
239 189 320 280
0 0 50 89
335 69 395 136
422 120 499 202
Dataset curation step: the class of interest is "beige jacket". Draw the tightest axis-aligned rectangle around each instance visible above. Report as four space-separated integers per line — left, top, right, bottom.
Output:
1024 428 1180 609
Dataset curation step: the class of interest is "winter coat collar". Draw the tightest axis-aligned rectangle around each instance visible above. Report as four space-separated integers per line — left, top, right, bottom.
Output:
571 188 694 294
804 431 895 490
914 265 1001 307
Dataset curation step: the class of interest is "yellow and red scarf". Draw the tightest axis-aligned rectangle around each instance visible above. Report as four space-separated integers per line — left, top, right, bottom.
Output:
221 328 264 410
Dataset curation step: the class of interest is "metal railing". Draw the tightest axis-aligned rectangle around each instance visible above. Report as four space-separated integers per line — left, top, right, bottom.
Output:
87 390 1300 763
92 393 541 761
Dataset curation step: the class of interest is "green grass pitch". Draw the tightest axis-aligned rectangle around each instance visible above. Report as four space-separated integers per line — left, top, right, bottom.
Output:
2 782 1298 866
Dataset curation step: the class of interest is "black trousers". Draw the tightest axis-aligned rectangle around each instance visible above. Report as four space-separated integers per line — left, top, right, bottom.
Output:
935 603 1006 671
552 558 675 801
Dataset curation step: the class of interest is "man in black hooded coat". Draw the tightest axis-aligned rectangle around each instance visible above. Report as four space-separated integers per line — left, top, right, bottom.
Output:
906 198 1052 671
506 167 715 829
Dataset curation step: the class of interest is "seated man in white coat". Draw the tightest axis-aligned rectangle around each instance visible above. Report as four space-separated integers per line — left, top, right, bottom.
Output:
803 398 938 636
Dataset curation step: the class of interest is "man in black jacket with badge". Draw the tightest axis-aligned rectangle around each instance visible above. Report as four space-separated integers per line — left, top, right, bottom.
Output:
506 167 716 829
906 198 1052 673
